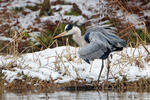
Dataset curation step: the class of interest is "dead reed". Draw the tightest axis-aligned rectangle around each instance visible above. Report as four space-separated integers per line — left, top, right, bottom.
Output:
0 0 150 92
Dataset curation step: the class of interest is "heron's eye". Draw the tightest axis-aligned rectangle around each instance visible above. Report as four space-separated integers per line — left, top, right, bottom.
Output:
65 24 73 31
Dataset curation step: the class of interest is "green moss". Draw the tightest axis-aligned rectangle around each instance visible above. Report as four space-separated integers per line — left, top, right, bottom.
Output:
105 21 111 25
12 7 24 12
23 31 30 38
26 5 40 11
64 8 81 16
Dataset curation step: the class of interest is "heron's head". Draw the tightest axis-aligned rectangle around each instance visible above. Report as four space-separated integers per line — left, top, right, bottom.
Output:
54 24 80 39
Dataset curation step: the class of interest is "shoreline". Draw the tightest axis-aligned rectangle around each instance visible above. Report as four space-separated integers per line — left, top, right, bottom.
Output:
1 78 150 93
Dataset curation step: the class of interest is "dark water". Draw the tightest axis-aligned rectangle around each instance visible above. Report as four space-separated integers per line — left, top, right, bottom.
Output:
1 90 150 100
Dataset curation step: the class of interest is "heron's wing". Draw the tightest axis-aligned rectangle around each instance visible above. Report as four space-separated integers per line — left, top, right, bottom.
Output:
86 25 116 34
103 32 127 48
85 25 126 48
78 40 111 60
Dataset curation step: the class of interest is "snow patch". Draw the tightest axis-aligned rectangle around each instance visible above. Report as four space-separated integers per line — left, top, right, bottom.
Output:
1 45 150 84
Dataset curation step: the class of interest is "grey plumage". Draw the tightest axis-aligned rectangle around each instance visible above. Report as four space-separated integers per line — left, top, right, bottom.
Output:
54 22 126 63
54 21 127 81
78 24 126 63
78 40 108 61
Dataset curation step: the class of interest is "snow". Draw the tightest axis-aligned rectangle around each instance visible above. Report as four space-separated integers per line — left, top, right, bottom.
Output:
40 4 87 25
41 15 86 26
0 0 148 44
51 5 72 14
18 11 40 29
0 35 13 42
3 0 107 30
144 10 150 16
0 0 150 85
7 0 43 8
0 0 148 31
1 45 150 84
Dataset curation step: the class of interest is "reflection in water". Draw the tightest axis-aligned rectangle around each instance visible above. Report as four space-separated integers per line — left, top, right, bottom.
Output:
1 90 150 100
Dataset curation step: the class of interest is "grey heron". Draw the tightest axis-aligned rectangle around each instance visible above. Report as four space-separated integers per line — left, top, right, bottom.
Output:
54 22 126 82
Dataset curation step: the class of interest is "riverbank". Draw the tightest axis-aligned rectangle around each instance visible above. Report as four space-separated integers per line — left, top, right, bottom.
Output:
0 45 150 92
1 77 150 92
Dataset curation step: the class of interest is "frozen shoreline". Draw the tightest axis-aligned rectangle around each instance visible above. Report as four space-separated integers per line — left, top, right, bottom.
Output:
1 45 150 85
0 0 150 89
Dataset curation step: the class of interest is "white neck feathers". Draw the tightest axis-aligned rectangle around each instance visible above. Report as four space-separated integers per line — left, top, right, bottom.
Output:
72 26 86 47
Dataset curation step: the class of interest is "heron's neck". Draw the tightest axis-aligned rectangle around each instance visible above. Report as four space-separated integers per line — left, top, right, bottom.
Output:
72 27 86 47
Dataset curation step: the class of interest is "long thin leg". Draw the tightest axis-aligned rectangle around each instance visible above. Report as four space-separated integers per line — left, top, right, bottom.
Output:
106 58 110 82
97 60 104 83
89 61 93 72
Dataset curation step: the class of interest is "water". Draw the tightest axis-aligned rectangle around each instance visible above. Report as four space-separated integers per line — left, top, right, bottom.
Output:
1 90 150 100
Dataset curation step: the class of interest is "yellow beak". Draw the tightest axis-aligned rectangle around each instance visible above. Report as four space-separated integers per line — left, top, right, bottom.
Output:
54 31 67 39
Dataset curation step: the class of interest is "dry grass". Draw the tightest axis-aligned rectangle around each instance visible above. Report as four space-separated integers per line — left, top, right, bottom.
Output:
4 77 150 92
0 0 150 92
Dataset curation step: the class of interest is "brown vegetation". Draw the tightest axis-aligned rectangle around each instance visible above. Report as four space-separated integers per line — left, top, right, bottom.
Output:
0 0 150 93
3 77 150 92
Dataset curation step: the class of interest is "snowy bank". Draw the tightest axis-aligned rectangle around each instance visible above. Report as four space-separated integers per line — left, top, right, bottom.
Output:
1 45 150 84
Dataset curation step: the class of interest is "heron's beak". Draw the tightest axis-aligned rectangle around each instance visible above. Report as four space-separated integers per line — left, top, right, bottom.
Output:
54 31 67 39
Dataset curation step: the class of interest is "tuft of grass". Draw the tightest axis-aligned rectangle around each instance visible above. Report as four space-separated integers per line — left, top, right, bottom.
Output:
23 31 30 38
0 70 4 80
35 29 54 48
0 70 4 91
128 28 150 46
12 7 24 12
39 0 53 16
26 5 40 11
35 23 66 49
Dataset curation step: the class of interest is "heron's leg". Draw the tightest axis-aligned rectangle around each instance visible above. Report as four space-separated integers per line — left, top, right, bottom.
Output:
106 57 111 82
97 60 104 82
107 55 112 82
89 61 93 72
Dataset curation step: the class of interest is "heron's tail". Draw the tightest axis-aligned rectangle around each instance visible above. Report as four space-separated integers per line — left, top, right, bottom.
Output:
111 39 127 51
119 39 127 47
